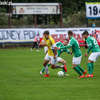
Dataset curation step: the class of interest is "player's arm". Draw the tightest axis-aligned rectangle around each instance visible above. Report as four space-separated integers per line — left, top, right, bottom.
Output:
64 40 73 49
39 40 47 47
65 49 72 55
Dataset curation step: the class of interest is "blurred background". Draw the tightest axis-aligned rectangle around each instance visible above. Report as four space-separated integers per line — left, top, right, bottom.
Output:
0 0 100 28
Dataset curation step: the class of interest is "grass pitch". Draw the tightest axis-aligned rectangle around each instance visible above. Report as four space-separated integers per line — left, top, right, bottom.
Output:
0 48 100 100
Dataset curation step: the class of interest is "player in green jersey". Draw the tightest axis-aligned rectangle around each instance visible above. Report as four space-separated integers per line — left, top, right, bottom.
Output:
61 31 86 78
40 40 70 75
82 31 100 78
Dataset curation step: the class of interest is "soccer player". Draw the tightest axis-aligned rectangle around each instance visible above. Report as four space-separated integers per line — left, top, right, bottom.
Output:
39 31 67 77
62 31 86 78
82 31 100 78
40 40 70 75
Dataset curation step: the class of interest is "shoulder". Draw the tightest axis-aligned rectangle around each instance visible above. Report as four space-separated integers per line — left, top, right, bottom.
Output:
49 36 55 42
69 37 75 43
87 36 94 41
49 36 54 40
56 41 62 44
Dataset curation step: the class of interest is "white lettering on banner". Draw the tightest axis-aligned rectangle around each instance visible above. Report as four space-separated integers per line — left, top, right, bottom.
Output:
0 29 36 42
0 28 100 45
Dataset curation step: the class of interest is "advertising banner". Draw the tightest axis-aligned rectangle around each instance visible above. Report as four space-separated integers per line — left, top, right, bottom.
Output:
12 3 60 15
0 28 100 46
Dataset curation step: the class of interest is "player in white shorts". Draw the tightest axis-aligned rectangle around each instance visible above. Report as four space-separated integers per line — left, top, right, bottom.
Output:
82 31 100 78
40 40 71 76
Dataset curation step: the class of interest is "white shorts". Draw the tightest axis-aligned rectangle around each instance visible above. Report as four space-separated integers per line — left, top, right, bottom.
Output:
44 53 63 65
88 52 100 62
56 57 63 63
72 56 82 65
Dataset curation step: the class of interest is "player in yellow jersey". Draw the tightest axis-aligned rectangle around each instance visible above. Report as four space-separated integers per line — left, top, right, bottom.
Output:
39 31 67 77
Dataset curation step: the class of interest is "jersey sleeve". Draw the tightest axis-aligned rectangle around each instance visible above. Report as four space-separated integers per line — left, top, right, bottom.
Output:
66 39 73 48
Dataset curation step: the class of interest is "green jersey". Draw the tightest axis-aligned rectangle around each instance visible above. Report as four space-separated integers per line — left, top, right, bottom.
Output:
86 36 100 54
55 41 70 57
66 37 82 57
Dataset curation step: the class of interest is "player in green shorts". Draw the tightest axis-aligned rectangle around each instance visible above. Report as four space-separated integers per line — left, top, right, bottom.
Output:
61 31 86 78
82 31 100 78
40 40 71 75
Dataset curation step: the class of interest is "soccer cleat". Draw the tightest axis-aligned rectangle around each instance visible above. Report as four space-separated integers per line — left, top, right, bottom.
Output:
83 70 87 75
63 65 67 72
80 75 85 78
86 74 94 78
44 74 50 77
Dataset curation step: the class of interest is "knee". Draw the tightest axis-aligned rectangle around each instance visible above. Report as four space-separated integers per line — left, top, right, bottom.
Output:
88 60 93 63
63 61 66 65
60 60 66 65
43 62 47 66
72 64 77 68
51 65 55 69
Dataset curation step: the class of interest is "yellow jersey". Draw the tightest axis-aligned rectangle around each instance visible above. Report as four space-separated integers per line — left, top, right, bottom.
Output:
43 36 55 56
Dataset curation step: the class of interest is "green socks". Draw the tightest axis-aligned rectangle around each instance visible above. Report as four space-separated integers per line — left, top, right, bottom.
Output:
41 64 51 73
41 67 45 73
77 65 85 73
87 63 94 74
73 66 83 76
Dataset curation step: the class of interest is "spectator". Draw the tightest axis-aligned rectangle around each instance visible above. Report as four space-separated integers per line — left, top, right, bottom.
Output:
31 33 40 51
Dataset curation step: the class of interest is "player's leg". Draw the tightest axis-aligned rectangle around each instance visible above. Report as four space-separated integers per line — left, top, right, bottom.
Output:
40 62 51 74
86 60 94 78
50 57 64 69
31 42 35 51
57 57 67 73
40 53 50 77
86 52 100 77
76 56 87 75
43 60 49 77
40 47 50 74
72 56 85 78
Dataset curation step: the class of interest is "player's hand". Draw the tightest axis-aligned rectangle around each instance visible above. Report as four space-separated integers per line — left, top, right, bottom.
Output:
85 53 88 57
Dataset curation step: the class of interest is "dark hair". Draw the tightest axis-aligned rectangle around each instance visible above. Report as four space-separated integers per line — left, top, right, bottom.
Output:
43 31 49 35
82 31 89 36
68 30 73 35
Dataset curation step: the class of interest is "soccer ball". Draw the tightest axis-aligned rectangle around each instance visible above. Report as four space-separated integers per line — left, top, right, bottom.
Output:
57 71 64 77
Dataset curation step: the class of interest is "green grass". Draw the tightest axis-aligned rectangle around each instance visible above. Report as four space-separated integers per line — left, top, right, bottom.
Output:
0 48 100 100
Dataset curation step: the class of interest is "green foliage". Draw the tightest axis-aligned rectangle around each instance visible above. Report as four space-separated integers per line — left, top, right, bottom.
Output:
0 13 8 27
0 0 100 27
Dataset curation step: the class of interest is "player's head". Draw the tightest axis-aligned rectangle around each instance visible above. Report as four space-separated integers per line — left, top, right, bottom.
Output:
82 31 89 39
68 30 73 39
43 31 49 39
63 39 69 46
